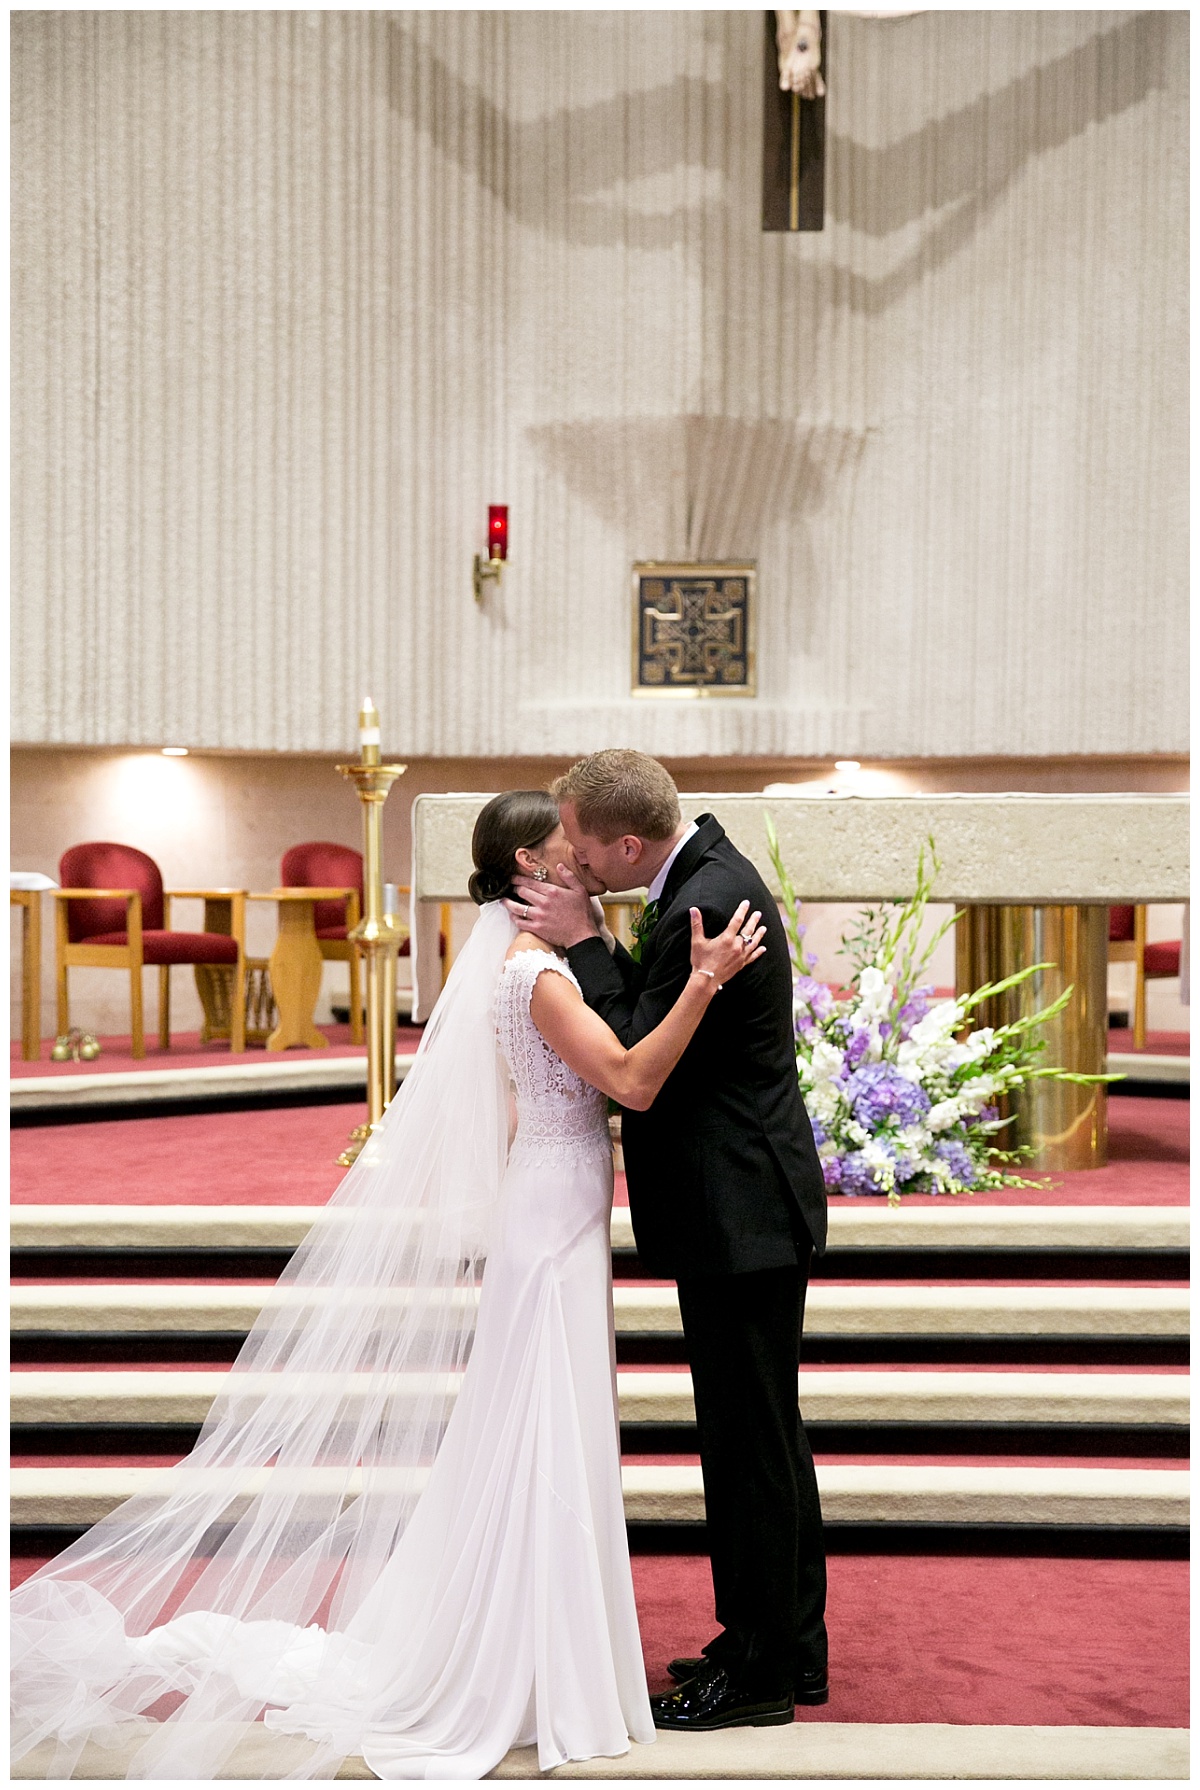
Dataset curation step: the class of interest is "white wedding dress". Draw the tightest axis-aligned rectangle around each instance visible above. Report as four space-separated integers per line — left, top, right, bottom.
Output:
12 927 653 1781
318 948 654 1775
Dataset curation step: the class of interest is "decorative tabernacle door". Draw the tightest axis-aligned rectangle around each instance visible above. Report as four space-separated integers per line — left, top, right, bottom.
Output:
632 562 756 697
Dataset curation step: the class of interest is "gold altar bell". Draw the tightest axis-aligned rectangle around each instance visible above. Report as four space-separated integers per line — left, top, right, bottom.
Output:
336 699 407 1164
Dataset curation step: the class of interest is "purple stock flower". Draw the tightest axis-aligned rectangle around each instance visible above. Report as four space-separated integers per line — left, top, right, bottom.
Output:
820 1154 843 1189
935 1139 977 1187
794 975 835 1022
844 1063 931 1131
896 985 935 1038
844 1027 871 1070
809 1114 827 1147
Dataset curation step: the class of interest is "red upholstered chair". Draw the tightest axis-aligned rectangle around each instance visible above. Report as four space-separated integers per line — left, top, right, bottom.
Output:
54 843 247 1059
280 843 364 1045
1108 905 1182 1050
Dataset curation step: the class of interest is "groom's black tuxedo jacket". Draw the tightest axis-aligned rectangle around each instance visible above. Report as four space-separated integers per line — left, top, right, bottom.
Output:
566 815 827 1278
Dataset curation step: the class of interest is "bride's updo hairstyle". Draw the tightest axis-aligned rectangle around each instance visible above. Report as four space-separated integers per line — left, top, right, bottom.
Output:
468 790 561 906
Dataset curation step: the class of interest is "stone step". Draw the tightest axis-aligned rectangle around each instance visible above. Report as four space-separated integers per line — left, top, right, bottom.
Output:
11 1283 1189 1339
10 1202 1190 1253
9 1054 418 1114
10 1461 1188 1530
11 1368 1189 1429
10 1721 1188 1781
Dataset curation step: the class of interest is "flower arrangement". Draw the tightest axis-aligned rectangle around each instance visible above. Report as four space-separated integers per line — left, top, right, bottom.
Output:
766 819 1111 1203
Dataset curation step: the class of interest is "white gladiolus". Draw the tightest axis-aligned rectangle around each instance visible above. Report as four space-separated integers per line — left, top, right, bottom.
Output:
854 966 893 1023
907 1001 963 1046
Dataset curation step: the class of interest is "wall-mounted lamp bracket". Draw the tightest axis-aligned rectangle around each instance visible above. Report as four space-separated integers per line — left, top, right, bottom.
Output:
473 552 504 604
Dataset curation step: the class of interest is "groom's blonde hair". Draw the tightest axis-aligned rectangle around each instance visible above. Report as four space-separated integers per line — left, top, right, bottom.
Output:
551 750 681 843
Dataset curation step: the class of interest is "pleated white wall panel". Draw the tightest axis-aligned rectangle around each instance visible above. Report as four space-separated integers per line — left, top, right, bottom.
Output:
11 11 1187 757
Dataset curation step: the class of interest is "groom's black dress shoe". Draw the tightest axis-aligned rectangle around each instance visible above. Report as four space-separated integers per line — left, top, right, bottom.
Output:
650 1662 794 1731
667 1657 829 1706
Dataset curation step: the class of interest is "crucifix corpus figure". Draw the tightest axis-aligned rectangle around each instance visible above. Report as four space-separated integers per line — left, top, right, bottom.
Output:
776 10 825 98
762 10 826 232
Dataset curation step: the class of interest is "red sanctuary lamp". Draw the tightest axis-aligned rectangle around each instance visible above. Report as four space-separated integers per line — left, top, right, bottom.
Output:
474 505 509 603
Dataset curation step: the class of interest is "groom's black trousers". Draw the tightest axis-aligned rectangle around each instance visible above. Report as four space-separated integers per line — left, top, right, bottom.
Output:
675 1257 828 1698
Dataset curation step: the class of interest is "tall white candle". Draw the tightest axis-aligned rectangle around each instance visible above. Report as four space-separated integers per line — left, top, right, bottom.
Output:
358 697 381 749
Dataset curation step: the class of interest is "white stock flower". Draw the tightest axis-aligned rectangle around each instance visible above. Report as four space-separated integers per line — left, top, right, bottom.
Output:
925 1097 962 1133
810 1040 845 1085
860 1138 896 1190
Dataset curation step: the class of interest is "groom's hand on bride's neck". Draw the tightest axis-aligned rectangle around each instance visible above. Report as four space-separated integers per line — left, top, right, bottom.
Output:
506 864 601 950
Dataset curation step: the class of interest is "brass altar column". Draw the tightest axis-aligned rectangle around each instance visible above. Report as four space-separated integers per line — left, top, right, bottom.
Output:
956 905 1109 1171
336 701 407 1165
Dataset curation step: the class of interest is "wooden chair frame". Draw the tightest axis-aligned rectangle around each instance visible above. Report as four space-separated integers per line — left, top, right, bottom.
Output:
54 886 248 1060
279 884 364 1045
1107 903 1149 1049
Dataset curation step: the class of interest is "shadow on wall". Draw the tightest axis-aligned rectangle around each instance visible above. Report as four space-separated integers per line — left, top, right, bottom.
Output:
383 11 1169 310
524 416 869 562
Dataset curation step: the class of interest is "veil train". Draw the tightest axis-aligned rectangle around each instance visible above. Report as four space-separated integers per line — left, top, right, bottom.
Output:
11 902 519 1781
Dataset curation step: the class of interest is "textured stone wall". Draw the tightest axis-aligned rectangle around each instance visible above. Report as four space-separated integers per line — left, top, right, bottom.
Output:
11 10 1188 757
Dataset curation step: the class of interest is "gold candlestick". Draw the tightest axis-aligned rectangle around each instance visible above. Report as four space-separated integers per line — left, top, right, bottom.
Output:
335 699 407 1165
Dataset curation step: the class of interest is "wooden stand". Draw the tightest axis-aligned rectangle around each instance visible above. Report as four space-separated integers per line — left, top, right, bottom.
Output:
11 889 43 1061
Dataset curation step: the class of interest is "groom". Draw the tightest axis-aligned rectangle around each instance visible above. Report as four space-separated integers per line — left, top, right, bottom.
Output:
508 749 829 1731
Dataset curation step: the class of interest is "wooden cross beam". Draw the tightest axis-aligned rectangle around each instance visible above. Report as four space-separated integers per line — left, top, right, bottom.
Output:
762 9 826 231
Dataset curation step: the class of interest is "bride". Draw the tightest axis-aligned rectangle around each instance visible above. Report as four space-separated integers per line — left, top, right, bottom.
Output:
11 789 765 1781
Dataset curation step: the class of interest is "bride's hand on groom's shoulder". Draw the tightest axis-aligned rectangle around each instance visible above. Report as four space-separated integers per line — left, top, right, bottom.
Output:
689 900 767 989
505 865 601 950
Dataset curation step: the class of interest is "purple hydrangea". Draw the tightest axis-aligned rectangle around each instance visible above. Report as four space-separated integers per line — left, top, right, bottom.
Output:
844 1063 931 1131
809 1114 827 1147
935 1139 977 1187
837 1149 891 1197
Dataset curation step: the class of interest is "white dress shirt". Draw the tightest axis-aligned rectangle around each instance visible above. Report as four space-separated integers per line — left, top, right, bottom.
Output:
646 820 699 903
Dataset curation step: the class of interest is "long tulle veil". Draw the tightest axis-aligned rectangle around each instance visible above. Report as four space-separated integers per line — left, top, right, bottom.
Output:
12 900 519 1780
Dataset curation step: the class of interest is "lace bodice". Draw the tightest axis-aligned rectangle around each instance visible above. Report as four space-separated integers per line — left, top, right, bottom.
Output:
494 950 609 1163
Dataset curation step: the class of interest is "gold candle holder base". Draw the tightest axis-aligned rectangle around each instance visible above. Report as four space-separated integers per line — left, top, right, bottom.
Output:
334 702 408 1165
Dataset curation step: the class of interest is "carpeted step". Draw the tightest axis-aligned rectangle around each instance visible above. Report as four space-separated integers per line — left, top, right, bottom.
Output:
10 1283 1189 1341
8 1721 1189 1780
10 1461 1189 1529
10 1368 1189 1429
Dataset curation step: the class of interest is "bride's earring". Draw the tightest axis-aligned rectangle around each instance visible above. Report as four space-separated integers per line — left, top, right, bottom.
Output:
532 866 549 883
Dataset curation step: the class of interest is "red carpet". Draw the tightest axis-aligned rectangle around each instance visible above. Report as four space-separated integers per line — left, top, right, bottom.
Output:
10 1551 1186 1728
11 1103 368 1206
1107 1028 1190 1056
11 1094 1186 1208
632 1553 1188 1727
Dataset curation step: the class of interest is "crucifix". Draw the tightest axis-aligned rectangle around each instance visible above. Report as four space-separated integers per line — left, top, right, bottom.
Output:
762 9 827 232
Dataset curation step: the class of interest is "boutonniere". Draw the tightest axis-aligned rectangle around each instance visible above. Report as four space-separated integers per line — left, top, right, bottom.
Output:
629 898 660 964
